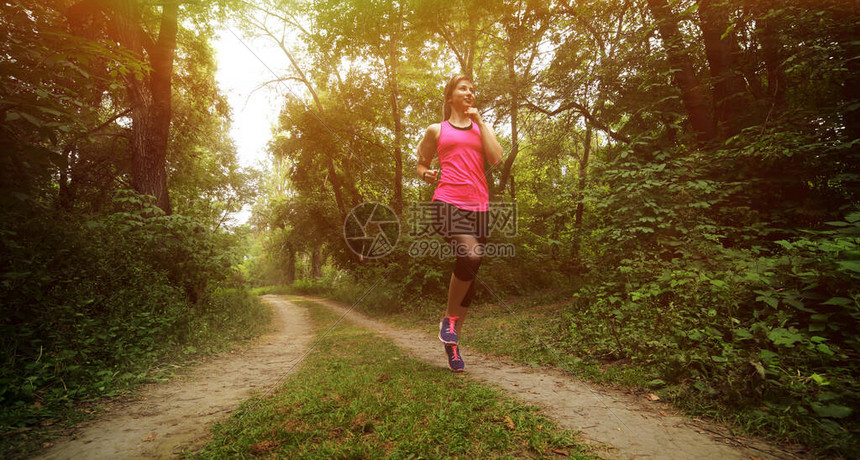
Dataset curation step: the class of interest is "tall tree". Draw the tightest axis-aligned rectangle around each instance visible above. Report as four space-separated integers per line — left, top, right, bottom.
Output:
645 0 716 143
67 0 179 213
696 0 748 137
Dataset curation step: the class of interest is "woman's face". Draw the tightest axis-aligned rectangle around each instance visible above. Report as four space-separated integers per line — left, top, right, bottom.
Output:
447 79 475 110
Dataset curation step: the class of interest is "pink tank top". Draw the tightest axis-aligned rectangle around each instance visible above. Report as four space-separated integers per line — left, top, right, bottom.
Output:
432 121 489 212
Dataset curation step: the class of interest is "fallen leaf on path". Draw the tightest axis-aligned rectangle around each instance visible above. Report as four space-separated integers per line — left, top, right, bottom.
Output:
504 416 515 430
659 410 667 417
250 440 280 455
646 393 660 401
142 432 157 442
749 457 762 460
551 448 569 456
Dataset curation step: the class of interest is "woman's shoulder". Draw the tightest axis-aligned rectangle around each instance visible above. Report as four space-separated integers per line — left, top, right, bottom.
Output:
425 123 442 140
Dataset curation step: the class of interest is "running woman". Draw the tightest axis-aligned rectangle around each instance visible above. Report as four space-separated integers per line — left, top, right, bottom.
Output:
415 74 503 372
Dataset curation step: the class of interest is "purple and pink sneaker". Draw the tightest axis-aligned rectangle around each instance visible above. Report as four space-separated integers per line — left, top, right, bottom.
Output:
439 316 460 344
444 344 465 372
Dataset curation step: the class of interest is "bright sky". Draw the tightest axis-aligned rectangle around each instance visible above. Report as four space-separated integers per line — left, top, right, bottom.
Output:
213 25 294 225
213 26 289 169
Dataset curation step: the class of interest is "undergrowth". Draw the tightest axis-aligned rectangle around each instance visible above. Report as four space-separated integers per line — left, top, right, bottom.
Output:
0 195 272 458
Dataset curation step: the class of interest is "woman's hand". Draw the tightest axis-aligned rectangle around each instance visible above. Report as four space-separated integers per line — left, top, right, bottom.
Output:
422 169 439 184
465 107 482 124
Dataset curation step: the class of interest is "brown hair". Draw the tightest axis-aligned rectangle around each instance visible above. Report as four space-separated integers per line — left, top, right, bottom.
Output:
442 74 473 121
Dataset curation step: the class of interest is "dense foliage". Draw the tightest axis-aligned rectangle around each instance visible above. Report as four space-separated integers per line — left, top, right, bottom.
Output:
0 0 266 445
243 0 859 454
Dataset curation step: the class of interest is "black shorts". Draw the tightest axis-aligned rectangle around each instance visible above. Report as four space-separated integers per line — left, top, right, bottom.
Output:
431 200 488 240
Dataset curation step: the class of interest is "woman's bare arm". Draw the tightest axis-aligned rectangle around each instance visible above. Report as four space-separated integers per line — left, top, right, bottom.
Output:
416 124 441 183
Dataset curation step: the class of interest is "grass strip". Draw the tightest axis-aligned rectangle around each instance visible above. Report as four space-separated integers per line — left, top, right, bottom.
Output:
192 299 593 459
336 291 853 456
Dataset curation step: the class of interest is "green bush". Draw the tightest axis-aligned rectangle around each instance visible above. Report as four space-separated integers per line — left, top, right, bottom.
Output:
0 194 270 432
566 137 859 453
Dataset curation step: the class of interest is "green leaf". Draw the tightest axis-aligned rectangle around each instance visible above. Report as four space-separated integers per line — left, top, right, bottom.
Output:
822 297 851 306
759 349 779 363
816 343 834 356
646 379 666 388
733 328 753 340
775 240 793 250
19 112 43 127
836 260 860 273
811 403 852 419
768 328 803 347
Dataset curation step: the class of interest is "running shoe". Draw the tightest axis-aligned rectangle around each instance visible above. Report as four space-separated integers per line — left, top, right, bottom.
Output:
444 344 465 372
438 316 459 344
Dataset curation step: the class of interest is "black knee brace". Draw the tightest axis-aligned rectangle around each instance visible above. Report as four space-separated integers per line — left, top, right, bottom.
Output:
453 252 482 281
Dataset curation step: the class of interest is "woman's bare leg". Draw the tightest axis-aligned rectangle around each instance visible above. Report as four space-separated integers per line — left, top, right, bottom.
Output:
446 273 472 328
442 235 482 334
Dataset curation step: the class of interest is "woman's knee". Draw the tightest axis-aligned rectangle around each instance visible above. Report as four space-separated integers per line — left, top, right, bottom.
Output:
454 253 482 281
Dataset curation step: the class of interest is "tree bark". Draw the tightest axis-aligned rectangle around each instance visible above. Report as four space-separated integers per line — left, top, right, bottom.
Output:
697 0 748 137
102 0 175 214
388 48 404 215
570 124 592 266
136 0 177 214
646 0 716 143
574 126 591 233
285 248 296 284
753 0 786 113
497 44 519 200
311 245 323 279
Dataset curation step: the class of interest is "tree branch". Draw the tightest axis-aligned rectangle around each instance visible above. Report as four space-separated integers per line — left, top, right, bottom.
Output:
524 101 630 143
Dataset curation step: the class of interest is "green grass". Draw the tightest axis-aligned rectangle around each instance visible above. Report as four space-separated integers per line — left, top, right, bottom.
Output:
350 290 651 390
299 288 855 456
192 299 593 459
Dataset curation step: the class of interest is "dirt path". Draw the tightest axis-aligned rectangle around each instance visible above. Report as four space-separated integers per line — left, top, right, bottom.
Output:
36 295 800 459
36 296 312 460
301 295 801 460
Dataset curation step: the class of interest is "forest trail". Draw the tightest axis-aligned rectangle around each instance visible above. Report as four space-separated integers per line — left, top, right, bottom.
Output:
301 295 802 460
36 295 800 459
36 296 313 460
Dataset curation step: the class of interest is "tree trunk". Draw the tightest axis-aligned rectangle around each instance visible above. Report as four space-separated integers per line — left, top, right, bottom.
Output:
754 0 786 113
571 125 592 265
389 63 404 215
311 245 323 279
646 0 716 143
838 6 860 140
388 15 404 215
497 43 519 198
285 249 296 284
108 0 175 213
136 1 177 214
697 0 747 138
